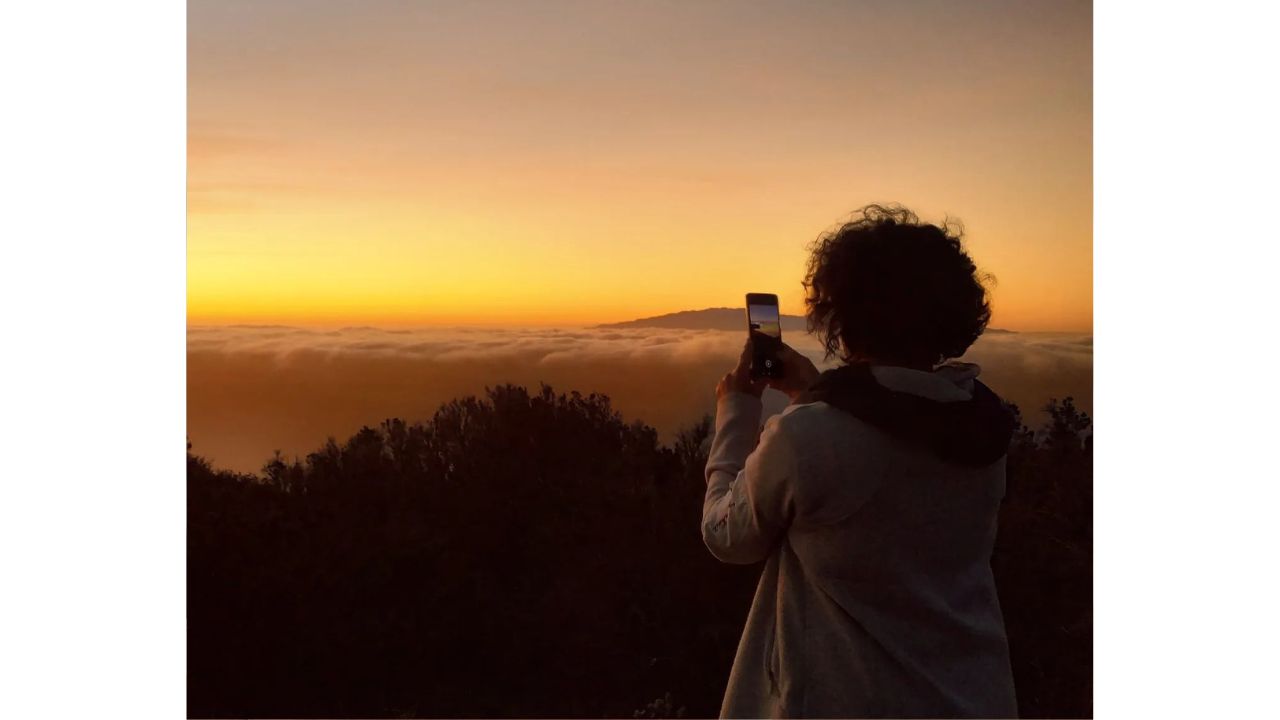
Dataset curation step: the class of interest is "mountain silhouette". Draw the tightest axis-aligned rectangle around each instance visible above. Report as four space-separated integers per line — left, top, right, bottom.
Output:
595 308 808 331
597 307 1014 334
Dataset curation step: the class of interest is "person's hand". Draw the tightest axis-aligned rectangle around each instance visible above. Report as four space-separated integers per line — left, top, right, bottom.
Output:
766 343 821 402
716 340 767 400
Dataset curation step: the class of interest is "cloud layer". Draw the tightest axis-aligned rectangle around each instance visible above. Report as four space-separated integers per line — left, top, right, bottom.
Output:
188 325 1092 474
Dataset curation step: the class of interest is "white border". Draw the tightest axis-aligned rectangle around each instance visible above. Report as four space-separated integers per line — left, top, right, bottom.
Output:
0 1 186 718
1096 1 1280 717
4 1 1280 718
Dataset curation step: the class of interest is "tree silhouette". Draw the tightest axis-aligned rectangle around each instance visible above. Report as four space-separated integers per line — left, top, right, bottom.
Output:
189 384 1091 718
993 398 1093 717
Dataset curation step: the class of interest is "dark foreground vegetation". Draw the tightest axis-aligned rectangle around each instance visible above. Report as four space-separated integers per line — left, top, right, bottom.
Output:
189 385 1092 718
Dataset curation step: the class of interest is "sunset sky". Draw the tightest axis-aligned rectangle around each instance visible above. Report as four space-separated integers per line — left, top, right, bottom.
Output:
189 0 1091 331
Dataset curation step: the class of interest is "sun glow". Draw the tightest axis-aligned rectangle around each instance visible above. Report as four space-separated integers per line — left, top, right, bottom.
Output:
189 0 1092 332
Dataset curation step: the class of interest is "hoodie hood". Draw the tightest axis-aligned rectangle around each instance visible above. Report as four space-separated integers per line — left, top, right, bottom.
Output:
796 362 1015 467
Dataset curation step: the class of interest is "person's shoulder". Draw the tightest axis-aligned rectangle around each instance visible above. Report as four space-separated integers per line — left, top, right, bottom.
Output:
769 401 883 518
771 399 893 458
770 400 866 444
776 399 848 428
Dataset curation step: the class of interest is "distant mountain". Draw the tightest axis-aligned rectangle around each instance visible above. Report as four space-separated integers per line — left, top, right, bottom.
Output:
596 308 807 331
596 307 1014 333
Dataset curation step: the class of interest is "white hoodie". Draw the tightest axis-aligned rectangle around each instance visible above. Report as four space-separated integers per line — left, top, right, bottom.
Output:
703 364 1017 718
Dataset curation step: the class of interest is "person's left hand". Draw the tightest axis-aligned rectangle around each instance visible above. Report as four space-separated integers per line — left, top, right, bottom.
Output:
766 343 821 402
716 340 767 400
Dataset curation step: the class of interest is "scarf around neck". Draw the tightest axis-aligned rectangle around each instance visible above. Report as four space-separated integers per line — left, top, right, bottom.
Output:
795 363 1016 467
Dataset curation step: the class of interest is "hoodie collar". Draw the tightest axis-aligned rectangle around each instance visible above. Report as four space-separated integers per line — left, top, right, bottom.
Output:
869 362 981 403
798 362 1014 467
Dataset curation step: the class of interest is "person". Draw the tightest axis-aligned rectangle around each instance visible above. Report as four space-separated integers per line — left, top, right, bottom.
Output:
703 204 1018 718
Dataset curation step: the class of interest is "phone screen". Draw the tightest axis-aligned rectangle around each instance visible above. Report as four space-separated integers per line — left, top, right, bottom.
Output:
745 293 783 378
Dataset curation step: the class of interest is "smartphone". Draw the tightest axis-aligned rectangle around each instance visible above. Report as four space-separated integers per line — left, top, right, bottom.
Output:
745 293 784 379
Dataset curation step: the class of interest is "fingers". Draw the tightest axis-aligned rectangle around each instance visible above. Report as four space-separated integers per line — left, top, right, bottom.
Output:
716 371 732 395
780 344 810 367
718 341 768 399
732 340 753 379
779 344 813 370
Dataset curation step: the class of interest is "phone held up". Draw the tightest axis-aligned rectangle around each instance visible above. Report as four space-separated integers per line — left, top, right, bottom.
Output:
745 293 784 379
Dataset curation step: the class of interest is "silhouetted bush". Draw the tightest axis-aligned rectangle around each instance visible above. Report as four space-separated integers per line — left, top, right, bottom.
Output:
993 398 1093 717
189 384 1091 718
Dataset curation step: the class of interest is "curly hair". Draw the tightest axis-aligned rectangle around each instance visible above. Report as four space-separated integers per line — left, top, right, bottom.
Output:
803 204 993 368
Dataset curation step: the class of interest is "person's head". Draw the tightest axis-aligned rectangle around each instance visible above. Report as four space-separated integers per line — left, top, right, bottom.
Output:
803 204 992 369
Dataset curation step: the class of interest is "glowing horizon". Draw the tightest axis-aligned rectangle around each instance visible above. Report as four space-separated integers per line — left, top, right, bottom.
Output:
189 0 1092 332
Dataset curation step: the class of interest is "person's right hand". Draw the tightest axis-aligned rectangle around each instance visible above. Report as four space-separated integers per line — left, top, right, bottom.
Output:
766 343 821 402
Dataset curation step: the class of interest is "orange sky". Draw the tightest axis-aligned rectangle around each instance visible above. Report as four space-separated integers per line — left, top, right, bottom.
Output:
188 0 1091 331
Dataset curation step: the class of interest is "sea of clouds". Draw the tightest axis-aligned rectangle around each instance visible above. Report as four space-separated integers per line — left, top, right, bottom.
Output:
188 325 1092 474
